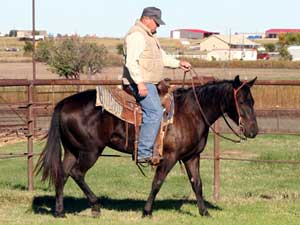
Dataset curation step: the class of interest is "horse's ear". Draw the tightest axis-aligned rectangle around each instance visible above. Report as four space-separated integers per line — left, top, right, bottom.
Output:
233 75 241 88
247 77 257 88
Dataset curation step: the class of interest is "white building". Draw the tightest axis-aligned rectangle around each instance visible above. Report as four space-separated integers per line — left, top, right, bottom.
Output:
207 49 257 61
287 46 300 61
170 29 219 39
9 30 47 39
199 34 261 61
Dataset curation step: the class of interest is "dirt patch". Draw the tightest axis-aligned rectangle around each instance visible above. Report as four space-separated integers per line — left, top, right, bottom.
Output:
0 136 26 147
1 63 300 80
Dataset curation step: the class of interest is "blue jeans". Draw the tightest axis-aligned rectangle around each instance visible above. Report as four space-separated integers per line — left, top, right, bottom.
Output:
130 83 163 159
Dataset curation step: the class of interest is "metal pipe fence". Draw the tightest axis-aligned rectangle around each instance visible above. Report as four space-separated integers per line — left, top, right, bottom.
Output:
0 78 300 200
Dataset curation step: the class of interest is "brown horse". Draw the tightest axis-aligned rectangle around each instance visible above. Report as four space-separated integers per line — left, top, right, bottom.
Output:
36 75 258 217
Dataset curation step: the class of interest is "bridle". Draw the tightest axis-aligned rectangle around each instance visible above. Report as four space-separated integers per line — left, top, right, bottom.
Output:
187 70 247 143
222 81 248 141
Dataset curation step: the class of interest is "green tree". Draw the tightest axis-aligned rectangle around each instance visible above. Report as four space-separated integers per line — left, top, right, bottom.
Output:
278 34 291 60
285 33 300 45
9 30 17 37
50 37 83 79
36 37 108 79
116 43 124 55
278 46 292 61
23 41 33 56
277 33 300 60
264 43 276 52
35 39 55 62
81 42 108 76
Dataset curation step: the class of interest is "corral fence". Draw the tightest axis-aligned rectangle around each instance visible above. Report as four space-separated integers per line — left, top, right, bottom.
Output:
0 78 300 200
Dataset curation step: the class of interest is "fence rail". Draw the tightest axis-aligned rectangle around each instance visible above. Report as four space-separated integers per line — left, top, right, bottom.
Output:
1 78 300 86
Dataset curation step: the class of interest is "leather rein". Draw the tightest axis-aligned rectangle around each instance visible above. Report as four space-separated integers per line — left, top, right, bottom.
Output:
186 69 247 143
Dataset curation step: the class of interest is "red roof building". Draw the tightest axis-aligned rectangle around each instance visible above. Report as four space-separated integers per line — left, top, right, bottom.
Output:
265 28 300 38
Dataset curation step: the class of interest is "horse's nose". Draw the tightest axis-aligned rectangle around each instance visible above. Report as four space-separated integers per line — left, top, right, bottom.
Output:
249 131 257 138
247 127 258 138
247 120 258 138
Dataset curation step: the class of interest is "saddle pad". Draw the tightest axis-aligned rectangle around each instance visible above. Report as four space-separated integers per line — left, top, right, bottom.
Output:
96 85 123 118
96 86 142 125
96 85 174 125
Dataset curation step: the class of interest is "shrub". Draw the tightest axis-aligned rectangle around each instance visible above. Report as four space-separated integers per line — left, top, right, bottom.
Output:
264 43 276 52
80 42 108 75
49 37 83 79
116 43 124 55
277 33 300 60
23 41 33 56
35 37 108 79
106 53 123 67
35 39 55 62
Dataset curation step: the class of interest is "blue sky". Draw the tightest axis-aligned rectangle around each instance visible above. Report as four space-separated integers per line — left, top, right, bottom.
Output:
1 0 300 37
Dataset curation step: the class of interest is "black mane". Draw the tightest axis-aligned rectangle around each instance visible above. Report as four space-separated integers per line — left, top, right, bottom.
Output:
173 79 234 109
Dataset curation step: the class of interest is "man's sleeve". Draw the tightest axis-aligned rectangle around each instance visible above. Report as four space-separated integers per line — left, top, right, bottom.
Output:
125 32 145 84
161 49 180 68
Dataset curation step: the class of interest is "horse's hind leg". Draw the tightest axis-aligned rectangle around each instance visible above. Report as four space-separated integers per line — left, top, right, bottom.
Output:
55 149 76 217
184 155 210 216
69 151 100 216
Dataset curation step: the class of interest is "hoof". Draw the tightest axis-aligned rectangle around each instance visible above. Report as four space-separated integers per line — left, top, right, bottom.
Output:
54 212 66 218
142 209 152 218
200 210 211 217
91 210 100 217
91 204 101 217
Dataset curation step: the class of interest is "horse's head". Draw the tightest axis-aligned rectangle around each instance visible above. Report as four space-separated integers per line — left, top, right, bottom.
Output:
226 75 258 138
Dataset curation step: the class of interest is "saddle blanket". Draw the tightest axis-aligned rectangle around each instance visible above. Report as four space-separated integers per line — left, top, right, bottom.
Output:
95 85 174 125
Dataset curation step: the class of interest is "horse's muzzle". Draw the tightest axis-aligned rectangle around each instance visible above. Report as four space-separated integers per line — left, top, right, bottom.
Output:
243 121 258 138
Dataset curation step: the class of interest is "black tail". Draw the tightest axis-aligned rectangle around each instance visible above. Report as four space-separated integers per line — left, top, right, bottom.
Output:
35 102 64 187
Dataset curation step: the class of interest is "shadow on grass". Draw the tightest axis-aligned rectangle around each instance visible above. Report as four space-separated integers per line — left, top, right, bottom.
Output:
32 195 222 216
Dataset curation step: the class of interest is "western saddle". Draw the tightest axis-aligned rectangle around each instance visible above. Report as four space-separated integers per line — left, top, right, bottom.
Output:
96 79 174 165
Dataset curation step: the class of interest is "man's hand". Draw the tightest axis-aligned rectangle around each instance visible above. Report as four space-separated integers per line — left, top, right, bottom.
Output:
137 82 148 97
180 61 192 72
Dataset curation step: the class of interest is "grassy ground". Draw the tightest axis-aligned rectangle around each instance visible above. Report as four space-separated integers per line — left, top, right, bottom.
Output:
0 134 300 225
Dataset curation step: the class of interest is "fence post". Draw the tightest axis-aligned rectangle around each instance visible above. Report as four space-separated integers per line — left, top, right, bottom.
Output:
213 119 220 201
27 83 34 191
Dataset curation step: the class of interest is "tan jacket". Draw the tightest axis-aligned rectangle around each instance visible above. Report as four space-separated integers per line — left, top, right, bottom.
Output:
123 20 165 84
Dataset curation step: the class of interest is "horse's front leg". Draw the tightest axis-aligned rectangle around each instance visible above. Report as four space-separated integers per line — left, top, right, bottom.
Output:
184 155 210 216
143 156 177 217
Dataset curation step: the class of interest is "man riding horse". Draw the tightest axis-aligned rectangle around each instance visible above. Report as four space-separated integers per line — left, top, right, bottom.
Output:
35 6 258 218
123 7 191 164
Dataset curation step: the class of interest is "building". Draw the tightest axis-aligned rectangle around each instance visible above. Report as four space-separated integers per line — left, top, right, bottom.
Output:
265 29 300 38
287 46 300 61
235 32 265 40
199 34 261 61
170 29 219 39
9 29 48 39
